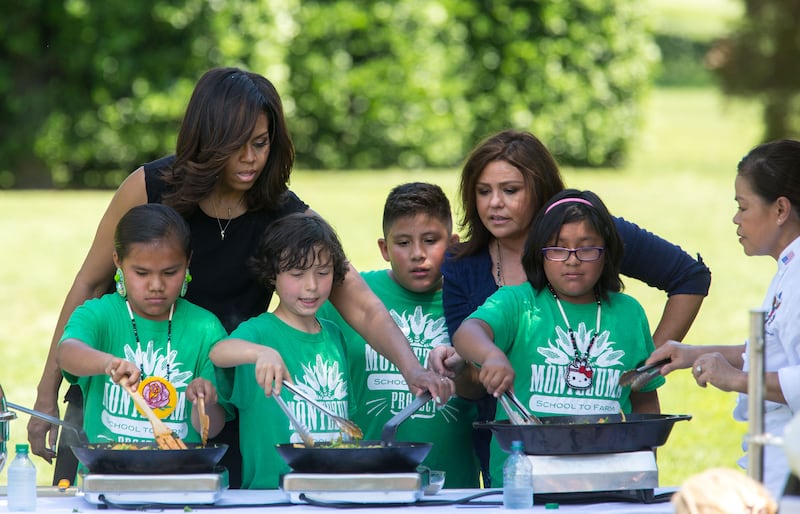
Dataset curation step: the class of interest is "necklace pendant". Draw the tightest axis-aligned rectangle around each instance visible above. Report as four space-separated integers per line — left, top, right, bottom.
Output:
220 229 226 241
566 358 593 390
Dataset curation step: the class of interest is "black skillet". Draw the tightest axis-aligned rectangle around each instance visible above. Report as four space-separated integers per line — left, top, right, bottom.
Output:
8 400 228 474
275 392 433 473
474 412 691 455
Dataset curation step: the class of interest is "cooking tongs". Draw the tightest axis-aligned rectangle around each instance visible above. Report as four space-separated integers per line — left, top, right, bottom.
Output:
499 390 542 425
273 392 315 448
619 358 670 391
282 380 364 440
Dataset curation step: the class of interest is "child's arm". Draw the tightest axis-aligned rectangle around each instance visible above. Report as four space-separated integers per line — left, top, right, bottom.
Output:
452 318 515 398
209 338 292 396
56 338 141 387
630 390 661 414
185 378 225 439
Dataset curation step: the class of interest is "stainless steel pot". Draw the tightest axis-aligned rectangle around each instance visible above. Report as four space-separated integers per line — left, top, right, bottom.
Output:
0 383 18 473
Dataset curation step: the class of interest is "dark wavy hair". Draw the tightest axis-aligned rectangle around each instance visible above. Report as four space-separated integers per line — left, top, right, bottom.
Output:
115 204 191 261
454 129 565 258
522 189 623 300
250 213 349 287
162 67 295 216
737 139 800 210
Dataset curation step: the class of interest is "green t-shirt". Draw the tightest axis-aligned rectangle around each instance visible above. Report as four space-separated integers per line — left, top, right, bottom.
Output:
217 312 351 489
467 282 664 486
60 293 226 444
318 270 480 488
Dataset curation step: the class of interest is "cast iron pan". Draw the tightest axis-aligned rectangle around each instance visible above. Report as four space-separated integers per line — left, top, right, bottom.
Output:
7 400 228 474
71 442 229 474
474 413 691 455
275 441 432 473
276 392 433 473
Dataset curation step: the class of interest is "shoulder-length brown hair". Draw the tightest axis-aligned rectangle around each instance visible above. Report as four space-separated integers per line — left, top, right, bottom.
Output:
162 67 295 216
454 129 565 258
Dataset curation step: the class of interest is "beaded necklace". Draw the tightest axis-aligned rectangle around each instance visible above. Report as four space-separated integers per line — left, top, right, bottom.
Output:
126 300 173 379
495 239 504 286
547 283 601 390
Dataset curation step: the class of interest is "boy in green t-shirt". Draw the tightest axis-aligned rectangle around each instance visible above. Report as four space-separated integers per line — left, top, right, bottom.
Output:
211 213 353 489
318 182 480 488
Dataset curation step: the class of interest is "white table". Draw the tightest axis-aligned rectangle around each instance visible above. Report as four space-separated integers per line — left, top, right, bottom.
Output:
2 487 679 513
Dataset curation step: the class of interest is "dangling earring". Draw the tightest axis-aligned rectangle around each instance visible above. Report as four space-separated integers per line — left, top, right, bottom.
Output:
114 268 127 298
180 269 192 297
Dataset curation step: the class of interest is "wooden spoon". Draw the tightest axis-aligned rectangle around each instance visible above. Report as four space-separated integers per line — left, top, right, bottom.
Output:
123 382 187 450
197 396 209 447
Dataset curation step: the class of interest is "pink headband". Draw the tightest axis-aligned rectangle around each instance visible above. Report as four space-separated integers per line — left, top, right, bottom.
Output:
544 197 593 215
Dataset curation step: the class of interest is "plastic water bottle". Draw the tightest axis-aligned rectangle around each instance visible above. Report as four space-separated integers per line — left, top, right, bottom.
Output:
503 440 533 509
7 443 37 511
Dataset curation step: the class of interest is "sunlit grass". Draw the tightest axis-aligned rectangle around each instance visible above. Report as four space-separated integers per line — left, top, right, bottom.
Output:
0 86 768 488
645 0 743 40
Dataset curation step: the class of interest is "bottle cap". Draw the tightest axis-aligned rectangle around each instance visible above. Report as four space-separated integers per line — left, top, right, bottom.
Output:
15 443 29 453
511 440 524 451
545 503 560 509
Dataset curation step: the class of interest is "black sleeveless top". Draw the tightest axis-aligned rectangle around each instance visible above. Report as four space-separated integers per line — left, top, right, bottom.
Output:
143 155 308 332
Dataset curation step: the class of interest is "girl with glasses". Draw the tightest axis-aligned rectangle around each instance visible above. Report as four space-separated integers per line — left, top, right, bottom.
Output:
449 189 663 487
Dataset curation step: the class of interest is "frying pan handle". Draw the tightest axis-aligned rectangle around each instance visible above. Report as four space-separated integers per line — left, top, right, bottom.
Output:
381 391 432 445
7 401 90 446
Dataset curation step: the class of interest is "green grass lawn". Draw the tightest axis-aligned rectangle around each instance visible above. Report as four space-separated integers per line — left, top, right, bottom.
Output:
0 86 770 488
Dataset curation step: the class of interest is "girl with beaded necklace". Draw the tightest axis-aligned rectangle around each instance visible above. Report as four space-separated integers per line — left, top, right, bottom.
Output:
56 204 227 451
451 189 663 486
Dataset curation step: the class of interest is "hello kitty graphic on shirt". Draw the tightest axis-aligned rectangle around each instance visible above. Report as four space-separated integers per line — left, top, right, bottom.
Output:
532 323 626 415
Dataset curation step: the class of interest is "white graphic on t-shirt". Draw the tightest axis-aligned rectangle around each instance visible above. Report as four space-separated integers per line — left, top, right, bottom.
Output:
293 355 348 401
100 340 192 441
285 355 349 442
361 305 457 423
391 305 450 353
532 323 625 415
538 324 623 367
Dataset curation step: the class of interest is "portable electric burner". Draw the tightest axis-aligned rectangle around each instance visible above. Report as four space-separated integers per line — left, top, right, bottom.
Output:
526 449 658 495
280 472 425 504
78 468 228 505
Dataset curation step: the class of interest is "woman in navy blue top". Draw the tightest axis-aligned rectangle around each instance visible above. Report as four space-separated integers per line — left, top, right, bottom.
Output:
440 130 711 486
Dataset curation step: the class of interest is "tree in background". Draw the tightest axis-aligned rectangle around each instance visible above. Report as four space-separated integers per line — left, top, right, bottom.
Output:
0 0 286 188
452 0 657 166
1 0 657 186
708 0 800 142
286 0 473 169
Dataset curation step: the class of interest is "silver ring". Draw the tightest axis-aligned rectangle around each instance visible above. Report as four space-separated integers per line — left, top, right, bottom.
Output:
696 365 702 374
440 377 448 382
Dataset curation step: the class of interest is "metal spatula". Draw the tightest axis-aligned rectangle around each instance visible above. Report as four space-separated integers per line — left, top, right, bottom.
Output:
381 391 432 445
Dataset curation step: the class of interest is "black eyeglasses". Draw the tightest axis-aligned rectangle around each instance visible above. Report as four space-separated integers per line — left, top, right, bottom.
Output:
541 246 604 262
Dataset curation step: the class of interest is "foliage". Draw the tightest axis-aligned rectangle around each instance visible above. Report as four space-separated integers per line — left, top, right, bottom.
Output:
288 0 658 169
0 0 285 188
2 0 658 185
285 0 473 169
451 0 658 166
707 0 800 141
